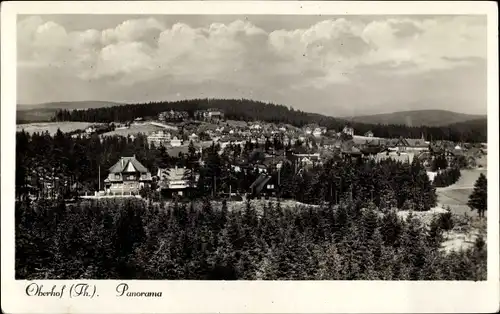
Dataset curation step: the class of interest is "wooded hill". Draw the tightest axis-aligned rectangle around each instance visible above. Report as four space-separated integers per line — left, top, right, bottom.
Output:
347 110 486 127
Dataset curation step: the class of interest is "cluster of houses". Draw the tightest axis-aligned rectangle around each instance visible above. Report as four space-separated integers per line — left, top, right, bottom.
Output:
135 115 485 171
194 108 225 122
99 129 485 200
158 110 189 122
146 130 185 147
68 110 486 199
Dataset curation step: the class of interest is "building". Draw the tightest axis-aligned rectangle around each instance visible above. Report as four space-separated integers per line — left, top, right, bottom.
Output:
158 110 189 122
364 130 374 137
157 166 199 198
376 151 415 164
292 152 321 166
249 173 276 199
342 125 354 136
188 133 200 142
85 126 97 134
104 156 152 194
249 123 262 130
195 108 225 122
395 135 428 152
170 136 182 147
313 127 323 138
147 130 172 147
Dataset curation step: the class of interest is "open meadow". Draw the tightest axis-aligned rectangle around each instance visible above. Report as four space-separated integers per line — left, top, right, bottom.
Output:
101 123 165 137
16 122 94 135
436 169 487 217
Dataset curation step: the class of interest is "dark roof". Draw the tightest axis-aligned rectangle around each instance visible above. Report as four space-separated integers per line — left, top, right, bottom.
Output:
108 156 149 173
360 145 383 155
397 138 427 147
250 173 272 195
341 145 362 155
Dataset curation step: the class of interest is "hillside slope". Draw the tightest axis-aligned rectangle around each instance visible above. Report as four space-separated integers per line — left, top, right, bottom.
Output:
17 101 126 123
349 110 485 127
17 100 124 111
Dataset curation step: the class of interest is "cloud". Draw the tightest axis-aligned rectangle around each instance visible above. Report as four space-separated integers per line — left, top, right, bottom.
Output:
17 15 486 115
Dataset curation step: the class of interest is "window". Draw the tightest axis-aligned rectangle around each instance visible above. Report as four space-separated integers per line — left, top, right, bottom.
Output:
114 174 120 180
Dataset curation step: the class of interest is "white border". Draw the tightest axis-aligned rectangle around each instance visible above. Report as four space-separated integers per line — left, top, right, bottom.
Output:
2 2 499 313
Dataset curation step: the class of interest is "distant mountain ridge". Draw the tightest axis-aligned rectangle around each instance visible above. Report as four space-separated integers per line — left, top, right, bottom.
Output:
17 100 125 111
347 110 486 127
17 101 127 123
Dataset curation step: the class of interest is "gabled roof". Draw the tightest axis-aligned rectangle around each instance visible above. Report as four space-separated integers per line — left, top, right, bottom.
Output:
397 137 427 147
109 156 149 173
250 173 272 195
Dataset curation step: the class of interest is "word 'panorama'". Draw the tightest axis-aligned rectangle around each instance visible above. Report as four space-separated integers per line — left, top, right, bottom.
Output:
116 283 162 297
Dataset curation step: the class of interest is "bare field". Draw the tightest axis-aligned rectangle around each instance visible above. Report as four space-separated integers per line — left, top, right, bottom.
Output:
101 123 165 137
436 169 487 217
16 122 94 135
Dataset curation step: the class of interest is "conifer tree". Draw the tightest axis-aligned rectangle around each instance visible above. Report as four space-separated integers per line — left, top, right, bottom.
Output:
467 173 487 218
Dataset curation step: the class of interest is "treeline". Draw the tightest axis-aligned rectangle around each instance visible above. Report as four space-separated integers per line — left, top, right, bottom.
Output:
16 198 487 280
51 98 487 143
433 167 461 188
16 130 437 211
276 157 437 210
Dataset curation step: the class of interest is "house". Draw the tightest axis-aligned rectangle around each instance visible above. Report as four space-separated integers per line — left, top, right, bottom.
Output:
195 108 225 122
231 164 242 173
158 110 189 122
293 153 321 166
254 164 268 174
342 125 354 136
85 126 97 134
376 152 415 164
188 133 199 142
104 156 152 194
360 144 385 156
249 123 262 130
147 130 172 147
170 136 182 147
313 127 323 138
157 166 199 198
322 138 341 149
395 135 428 152
364 130 374 137
249 173 275 199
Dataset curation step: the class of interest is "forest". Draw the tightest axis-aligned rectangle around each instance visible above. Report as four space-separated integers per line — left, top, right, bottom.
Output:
16 130 438 210
51 98 487 143
15 197 487 280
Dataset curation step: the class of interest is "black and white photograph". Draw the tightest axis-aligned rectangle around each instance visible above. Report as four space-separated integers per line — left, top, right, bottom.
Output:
2 1 499 313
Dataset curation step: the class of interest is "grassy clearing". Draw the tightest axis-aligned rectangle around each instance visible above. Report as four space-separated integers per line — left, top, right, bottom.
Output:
225 120 248 128
16 122 94 135
101 123 165 137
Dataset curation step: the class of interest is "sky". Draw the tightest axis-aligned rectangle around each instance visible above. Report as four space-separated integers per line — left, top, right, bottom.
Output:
16 14 487 116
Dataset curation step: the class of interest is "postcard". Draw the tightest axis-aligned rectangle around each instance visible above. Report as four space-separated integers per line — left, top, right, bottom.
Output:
1 1 499 313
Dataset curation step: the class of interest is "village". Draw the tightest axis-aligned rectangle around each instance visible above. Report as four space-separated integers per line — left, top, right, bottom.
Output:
63 108 488 200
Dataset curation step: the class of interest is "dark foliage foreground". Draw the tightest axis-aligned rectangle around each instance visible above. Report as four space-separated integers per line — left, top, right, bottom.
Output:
433 166 461 188
16 198 486 280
